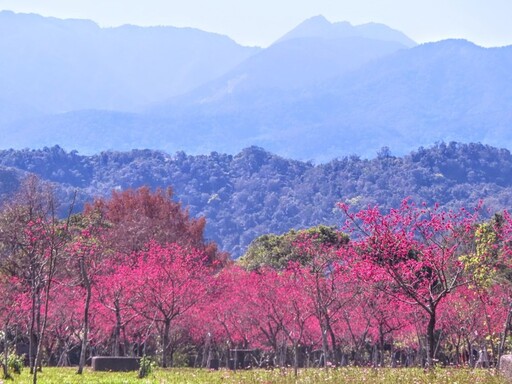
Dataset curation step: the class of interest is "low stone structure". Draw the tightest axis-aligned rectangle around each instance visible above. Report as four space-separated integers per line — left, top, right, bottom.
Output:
500 355 512 381
91 356 140 372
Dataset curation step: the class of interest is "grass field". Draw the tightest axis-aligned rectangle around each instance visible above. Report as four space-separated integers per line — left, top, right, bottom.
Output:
5 367 508 384
6 368 507 384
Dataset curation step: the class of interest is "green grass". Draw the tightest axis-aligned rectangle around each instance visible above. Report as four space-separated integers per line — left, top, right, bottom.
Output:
7 367 508 384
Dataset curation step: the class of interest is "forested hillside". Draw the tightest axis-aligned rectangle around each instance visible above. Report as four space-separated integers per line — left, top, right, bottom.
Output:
0 142 511 257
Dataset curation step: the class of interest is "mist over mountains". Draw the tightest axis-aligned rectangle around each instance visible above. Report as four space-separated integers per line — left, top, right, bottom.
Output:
0 10 259 116
152 38 512 160
4 11 510 160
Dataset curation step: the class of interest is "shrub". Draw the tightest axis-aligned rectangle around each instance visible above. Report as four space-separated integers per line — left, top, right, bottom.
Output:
8 352 24 374
138 355 156 379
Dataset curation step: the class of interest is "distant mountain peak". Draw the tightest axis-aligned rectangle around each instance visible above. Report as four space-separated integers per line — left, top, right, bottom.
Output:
0 9 99 29
276 15 416 47
425 38 478 48
301 15 332 26
415 39 482 57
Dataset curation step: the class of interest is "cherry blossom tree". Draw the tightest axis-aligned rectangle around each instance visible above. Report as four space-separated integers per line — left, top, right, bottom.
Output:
278 266 316 375
93 256 140 358
120 241 212 367
43 284 83 367
339 200 479 367
65 215 107 374
190 266 257 367
0 175 74 384
293 234 356 367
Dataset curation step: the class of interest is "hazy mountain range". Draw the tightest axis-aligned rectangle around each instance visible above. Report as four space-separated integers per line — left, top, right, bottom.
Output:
1 11 512 161
0 10 259 115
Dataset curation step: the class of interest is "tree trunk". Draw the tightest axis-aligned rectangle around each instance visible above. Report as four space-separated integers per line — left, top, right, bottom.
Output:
122 325 130 357
379 325 385 367
321 327 329 368
169 347 175 368
455 342 461 366
293 343 299 377
33 251 57 384
77 283 92 374
201 335 209 368
279 340 286 368
57 341 71 367
425 310 436 368
466 336 475 367
497 301 512 370
114 304 122 357
35 294 42 373
162 319 170 368
29 290 38 374
3 322 10 379
327 323 337 364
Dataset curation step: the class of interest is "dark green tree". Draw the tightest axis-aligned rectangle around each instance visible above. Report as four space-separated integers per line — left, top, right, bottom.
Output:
238 225 348 270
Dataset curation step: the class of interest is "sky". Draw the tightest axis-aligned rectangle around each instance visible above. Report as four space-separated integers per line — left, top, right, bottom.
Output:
0 0 511 47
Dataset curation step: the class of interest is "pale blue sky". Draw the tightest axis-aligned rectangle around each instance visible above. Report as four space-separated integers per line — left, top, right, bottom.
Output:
1 0 511 47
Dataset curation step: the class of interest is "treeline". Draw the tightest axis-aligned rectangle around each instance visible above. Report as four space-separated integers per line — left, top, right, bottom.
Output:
1 142 512 256
1 179 512 380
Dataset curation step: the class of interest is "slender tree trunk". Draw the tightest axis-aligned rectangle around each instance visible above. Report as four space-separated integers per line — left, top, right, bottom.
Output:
3 322 10 379
497 301 512 370
293 343 299 377
33 250 57 384
29 290 38 374
379 325 385 367
467 336 475 367
169 347 175 368
426 310 436 368
277 335 286 368
77 283 92 374
201 333 211 368
114 304 122 357
482 297 498 366
327 323 337 364
162 319 170 368
122 326 130 357
455 342 461 366
57 340 71 367
321 326 329 368
35 293 42 372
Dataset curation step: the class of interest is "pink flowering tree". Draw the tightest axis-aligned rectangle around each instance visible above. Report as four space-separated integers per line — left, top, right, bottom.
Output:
339 200 480 367
293 234 357 367
120 241 212 367
0 175 74 384
93 255 140 357
189 266 257 367
65 218 108 374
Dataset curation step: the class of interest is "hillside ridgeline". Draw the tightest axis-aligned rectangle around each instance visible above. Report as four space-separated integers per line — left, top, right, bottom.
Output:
0 142 511 257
